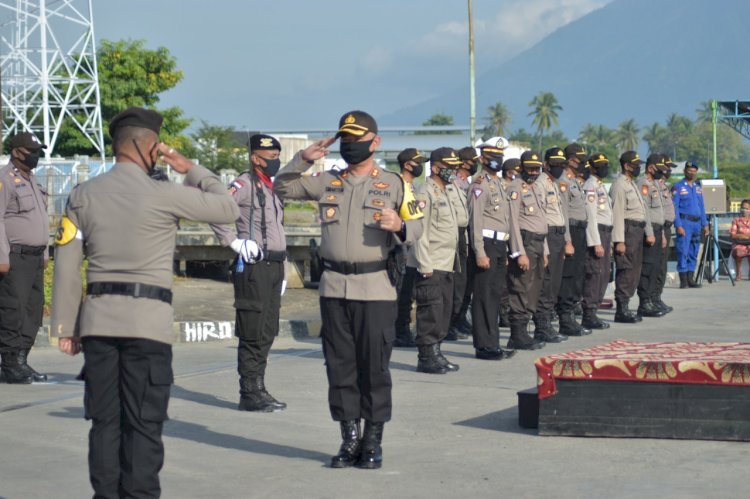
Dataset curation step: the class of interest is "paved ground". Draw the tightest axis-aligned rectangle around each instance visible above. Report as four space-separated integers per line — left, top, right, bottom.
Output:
2 279 749 499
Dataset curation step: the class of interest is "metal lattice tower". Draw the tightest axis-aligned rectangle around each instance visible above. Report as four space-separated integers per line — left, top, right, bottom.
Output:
0 0 104 159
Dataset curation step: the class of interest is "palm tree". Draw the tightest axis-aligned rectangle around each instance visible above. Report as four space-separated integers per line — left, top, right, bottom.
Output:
642 122 666 154
578 123 615 151
695 101 713 123
484 102 512 137
528 91 562 151
616 119 640 152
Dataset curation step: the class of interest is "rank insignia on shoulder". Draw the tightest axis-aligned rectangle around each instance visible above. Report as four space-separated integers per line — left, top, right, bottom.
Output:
374 182 389 189
510 191 519 200
473 188 483 198
55 216 79 246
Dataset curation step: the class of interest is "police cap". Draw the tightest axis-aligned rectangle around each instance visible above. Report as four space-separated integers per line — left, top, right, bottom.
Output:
457 146 479 162
544 146 566 166
646 153 665 167
564 143 587 162
619 151 643 166
9 132 47 151
502 158 521 172
336 110 378 138
430 147 462 166
249 134 281 151
520 151 543 170
397 148 428 166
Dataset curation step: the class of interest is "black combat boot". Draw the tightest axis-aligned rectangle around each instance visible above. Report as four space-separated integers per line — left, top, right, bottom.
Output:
394 325 416 348
457 309 473 336
507 322 545 351
416 344 448 374
679 272 689 289
238 376 286 412
581 308 610 330
637 298 666 318
445 323 468 341
357 421 384 469
331 420 361 468
435 343 459 372
533 312 567 343
653 295 673 314
558 311 591 336
614 299 641 323
498 308 511 328
687 272 702 288
17 349 48 382
0 351 33 384
475 346 517 360
573 302 583 317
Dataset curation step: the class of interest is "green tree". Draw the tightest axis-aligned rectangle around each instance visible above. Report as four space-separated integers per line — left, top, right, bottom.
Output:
508 128 535 148
642 122 669 154
616 119 640 152
483 102 512 137
419 113 459 135
183 121 247 172
528 91 562 151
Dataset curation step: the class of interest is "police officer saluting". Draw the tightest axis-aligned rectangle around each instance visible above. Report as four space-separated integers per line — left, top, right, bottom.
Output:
611 151 655 323
274 111 423 470
0 132 49 384
672 161 708 288
52 108 240 498
212 133 297 412
411 148 464 373
506 151 547 350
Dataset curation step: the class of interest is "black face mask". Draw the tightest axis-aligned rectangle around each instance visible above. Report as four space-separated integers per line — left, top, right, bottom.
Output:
261 158 281 177
549 165 565 179
652 169 664 180
468 162 479 176
340 139 374 165
574 161 586 175
408 163 423 178
629 165 641 177
582 169 591 181
595 166 610 179
664 169 671 180
522 171 539 184
20 150 40 169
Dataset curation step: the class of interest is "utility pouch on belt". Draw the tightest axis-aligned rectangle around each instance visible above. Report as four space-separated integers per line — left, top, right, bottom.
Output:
386 246 406 288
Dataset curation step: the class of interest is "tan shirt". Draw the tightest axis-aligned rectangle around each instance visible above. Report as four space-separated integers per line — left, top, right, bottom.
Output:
50 163 240 343
507 177 548 257
273 153 424 301
637 176 665 226
468 173 509 259
610 174 654 243
535 173 570 242
409 177 459 274
557 171 587 222
582 176 613 246
658 179 675 223
0 162 49 263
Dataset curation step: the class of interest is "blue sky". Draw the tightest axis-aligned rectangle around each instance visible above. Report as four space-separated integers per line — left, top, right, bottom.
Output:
93 0 610 130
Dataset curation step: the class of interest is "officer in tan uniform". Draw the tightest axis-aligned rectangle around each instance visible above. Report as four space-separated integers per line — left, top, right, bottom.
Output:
274 110 423 470
636 154 668 318
506 151 548 351
468 155 517 360
212 133 297 412
410 148 464 373
653 155 675 314
51 108 240 498
501 159 520 192
611 151 655 323
581 153 613 329
0 132 50 384
532 147 571 343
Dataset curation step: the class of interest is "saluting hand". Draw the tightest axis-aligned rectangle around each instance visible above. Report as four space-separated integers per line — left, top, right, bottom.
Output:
301 137 335 162
379 208 403 232
157 144 193 174
58 337 81 356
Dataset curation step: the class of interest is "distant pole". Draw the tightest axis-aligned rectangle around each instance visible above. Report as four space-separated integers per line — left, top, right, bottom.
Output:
468 0 476 146
711 99 719 278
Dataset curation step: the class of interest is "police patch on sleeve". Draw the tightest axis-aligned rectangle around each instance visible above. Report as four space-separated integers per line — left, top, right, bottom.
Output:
510 191 519 200
55 216 79 246
473 187 483 198
399 177 424 221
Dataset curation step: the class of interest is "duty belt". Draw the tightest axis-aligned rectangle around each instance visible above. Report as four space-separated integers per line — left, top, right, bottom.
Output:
680 214 701 222
597 224 614 233
651 222 663 230
520 229 546 242
265 250 287 262
481 229 510 241
547 226 566 235
322 259 388 275
625 219 646 228
664 221 673 229
9 244 46 256
87 282 173 305
568 219 588 229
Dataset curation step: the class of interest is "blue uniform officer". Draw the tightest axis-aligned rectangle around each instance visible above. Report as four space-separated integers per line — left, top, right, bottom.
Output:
672 161 709 288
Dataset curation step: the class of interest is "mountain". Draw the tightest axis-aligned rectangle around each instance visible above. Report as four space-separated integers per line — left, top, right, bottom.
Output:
380 0 750 140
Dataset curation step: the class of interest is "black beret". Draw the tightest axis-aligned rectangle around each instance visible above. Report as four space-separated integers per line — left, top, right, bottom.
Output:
336 110 378 138
520 151 543 169
430 147 462 166
619 151 643 166
109 107 163 137
249 134 281 151
397 148 428 166
544 147 566 165
9 132 46 150
564 143 587 161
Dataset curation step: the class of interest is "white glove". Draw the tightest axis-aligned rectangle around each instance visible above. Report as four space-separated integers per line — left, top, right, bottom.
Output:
230 239 263 263
281 280 287 296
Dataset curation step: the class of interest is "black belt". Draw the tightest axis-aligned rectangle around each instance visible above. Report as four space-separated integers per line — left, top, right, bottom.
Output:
569 219 588 229
664 221 673 229
597 224 613 233
680 214 701 222
10 244 46 256
265 250 287 262
87 282 173 305
548 226 566 235
520 229 546 242
651 222 663 230
625 219 646 228
322 259 388 275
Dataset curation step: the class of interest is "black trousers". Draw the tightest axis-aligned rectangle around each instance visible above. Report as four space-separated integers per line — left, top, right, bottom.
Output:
536 228 565 317
450 227 469 326
655 223 672 298
415 270 454 346
233 260 283 378
82 336 173 499
557 224 587 313
396 267 417 332
319 298 396 423
638 224 663 300
0 252 44 353
615 222 645 302
508 233 545 324
471 239 507 349
582 226 612 310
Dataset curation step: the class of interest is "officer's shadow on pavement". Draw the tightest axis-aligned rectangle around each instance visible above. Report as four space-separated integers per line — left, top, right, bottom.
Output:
170 384 237 410
454 405 536 436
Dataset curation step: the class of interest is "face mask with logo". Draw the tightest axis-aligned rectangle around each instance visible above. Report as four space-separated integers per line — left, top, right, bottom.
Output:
261 157 281 177
486 160 502 172
340 139 374 165
436 167 456 184
20 150 40 169
521 171 539 184
549 165 565 179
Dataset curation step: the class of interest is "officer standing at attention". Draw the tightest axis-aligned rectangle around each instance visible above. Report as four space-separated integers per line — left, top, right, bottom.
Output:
501 157 520 192
636 154 668 318
468 154 517 360
532 147 571 344
611 151 655 323
52 108 240 498
672 161 708 288
581 153 614 329
211 133 304 412
410 148 464 373
394 148 428 348
653 155 675 312
274 111 423 470
556 143 591 337
506 151 548 351
0 133 50 384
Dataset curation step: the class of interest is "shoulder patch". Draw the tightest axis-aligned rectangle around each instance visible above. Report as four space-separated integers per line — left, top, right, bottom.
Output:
312 172 321 177
641 184 649 196
473 187 483 198
510 191 519 200
55 216 79 246
559 182 568 192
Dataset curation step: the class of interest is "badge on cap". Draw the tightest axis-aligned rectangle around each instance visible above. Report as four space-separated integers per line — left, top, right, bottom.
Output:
345 114 356 124
260 138 274 148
